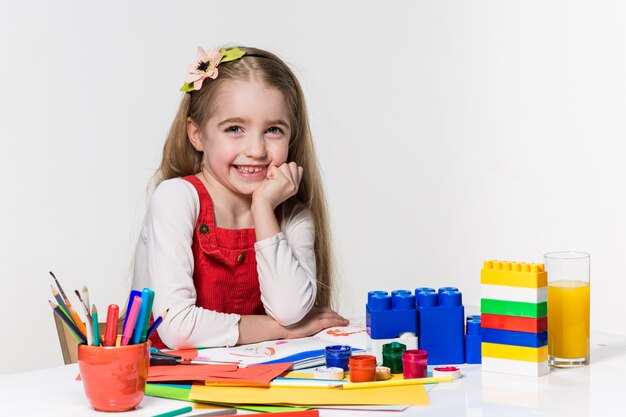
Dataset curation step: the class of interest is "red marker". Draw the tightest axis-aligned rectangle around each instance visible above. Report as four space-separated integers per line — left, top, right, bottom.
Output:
103 304 120 346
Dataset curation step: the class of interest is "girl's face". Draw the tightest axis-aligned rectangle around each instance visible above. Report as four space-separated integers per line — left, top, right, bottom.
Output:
188 79 291 197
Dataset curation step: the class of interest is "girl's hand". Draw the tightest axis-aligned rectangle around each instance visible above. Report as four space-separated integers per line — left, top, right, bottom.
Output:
252 162 303 209
283 306 350 339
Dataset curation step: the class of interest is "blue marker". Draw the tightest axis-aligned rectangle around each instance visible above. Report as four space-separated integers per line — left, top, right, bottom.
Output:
131 288 152 344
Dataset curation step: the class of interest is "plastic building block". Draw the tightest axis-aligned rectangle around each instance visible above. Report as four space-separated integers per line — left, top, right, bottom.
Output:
366 290 417 340
480 261 547 288
465 315 482 364
481 299 547 318
416 287 465 365
481 284 547 303
481 328 548 348
481 313 547 333
481 342 548 362
482 357 550 377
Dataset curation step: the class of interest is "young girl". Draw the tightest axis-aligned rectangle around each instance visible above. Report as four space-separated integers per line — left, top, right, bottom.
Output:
133 45 348 349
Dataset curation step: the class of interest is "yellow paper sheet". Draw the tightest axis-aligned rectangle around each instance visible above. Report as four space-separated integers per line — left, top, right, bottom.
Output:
189 383 429 406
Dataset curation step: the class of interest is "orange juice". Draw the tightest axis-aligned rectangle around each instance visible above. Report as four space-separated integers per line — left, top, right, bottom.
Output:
547 280 590 361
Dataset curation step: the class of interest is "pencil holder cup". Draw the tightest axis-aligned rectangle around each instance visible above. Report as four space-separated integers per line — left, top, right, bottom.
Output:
78 342 150 412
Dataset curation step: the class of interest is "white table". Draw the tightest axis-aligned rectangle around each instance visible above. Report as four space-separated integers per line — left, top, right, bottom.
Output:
1 331 624 416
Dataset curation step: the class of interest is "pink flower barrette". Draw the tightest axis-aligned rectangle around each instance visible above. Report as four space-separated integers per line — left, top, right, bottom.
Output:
180 46 246 92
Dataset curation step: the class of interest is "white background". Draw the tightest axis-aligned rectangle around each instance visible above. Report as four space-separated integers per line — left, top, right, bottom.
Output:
1 0 624 375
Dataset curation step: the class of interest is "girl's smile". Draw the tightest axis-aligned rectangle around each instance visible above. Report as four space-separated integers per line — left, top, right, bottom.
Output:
233 164 268 177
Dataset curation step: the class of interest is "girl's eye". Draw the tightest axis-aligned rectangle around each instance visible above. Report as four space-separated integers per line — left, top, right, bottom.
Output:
226 125 242 134
267 126 283 135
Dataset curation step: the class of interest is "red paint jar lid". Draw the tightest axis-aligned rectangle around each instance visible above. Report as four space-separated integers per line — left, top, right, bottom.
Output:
402 349 428 361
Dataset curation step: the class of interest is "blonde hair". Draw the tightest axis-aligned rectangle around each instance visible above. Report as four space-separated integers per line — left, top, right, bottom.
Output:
157 47 334 308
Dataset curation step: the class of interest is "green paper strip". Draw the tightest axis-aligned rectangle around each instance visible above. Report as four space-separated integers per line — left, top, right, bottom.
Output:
145 384 308 413
146 383 191 401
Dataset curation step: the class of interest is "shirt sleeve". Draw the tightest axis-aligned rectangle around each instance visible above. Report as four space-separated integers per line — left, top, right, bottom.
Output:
254 202 317 326
133 178 241 349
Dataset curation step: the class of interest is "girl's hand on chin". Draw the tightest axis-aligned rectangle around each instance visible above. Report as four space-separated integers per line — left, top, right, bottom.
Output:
252 162 303 209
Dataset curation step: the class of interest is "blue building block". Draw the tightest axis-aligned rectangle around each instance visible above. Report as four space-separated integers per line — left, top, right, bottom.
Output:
465 315 482 364
416 287 465 365
366 290 418 340
481 328 548 348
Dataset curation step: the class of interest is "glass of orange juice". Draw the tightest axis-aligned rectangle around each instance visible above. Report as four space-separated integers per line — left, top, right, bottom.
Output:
544 251 590 367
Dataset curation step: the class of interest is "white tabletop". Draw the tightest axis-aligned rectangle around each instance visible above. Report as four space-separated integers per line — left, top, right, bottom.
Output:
1 331 625 416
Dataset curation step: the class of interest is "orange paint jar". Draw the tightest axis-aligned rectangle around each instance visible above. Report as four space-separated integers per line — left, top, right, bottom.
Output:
78 342 150 411
349 354 377 382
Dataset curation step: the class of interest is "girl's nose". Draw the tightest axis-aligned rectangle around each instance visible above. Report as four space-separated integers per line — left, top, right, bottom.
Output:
244 134 267 158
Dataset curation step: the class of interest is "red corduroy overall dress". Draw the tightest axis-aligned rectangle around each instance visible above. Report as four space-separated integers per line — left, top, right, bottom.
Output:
150 175 265 348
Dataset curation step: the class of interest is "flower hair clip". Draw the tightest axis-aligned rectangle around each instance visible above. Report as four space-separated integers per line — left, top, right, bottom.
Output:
180 46 246 92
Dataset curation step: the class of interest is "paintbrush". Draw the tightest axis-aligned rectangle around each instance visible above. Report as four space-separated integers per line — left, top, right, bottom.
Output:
49 272 88 336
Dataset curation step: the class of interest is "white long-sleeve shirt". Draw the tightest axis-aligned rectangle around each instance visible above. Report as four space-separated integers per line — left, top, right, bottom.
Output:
133 178 317 348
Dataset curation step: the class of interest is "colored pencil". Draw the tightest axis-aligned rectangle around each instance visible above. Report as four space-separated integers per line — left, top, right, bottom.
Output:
339 375 453 389
146 308 169 339
49 272 88 336
50 285 71 318
75 289 93 345
91 304 100 346
103 304 120 346
151 405 193 417
121 295 142 345
49 300 87 344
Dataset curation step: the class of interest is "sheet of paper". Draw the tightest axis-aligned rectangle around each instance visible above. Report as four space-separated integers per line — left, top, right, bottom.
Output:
194 324 369 368
148 362 291 385
189 383 429 406
145 383 315 413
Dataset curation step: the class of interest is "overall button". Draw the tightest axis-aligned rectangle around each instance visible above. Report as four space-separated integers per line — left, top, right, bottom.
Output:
236 253 246 264
198 224 210 235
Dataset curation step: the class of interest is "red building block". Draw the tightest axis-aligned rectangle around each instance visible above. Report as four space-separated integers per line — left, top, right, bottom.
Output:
481 313 547 333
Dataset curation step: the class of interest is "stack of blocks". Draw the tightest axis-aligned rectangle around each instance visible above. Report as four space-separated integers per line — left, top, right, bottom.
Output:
366 287 467 365
480 260 549 376
416 287 465 365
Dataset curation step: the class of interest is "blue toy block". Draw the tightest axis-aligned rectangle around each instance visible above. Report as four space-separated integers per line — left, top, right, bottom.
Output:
481 327 548 348
465 315 482 364
366 290 418 340
416 287 465 365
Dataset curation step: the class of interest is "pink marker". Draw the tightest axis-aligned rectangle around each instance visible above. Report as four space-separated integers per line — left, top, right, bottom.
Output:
120 296 142 346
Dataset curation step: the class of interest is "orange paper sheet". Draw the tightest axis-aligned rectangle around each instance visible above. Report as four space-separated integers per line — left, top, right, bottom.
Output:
149 364 238 382
189 384 429 406
148 362 292 385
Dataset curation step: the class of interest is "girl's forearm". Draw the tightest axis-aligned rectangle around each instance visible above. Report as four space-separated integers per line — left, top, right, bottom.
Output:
251 200 281 241
237 315 289 345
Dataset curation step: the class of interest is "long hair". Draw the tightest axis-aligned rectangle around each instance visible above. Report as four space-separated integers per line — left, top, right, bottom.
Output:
157 47 334 308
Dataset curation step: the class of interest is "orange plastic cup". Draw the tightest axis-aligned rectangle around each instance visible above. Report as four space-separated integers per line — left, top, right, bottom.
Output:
78 342 150 411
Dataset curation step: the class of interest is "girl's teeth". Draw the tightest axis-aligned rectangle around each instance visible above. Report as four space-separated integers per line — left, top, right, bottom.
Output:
237 166 262 173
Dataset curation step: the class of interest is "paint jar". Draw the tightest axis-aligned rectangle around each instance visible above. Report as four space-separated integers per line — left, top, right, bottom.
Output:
325 345 352 371
349 355 377 382
382 341 406 374
402 349 428 379
78 342 149 411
